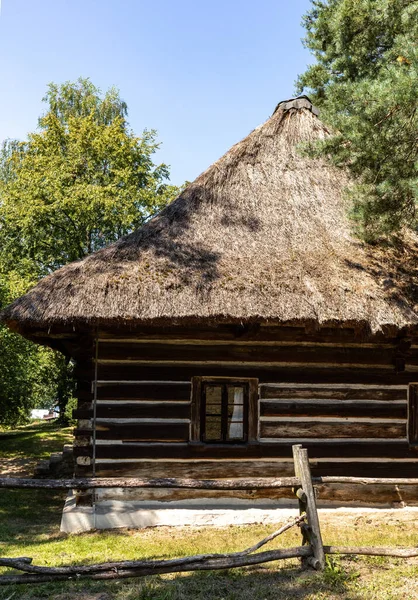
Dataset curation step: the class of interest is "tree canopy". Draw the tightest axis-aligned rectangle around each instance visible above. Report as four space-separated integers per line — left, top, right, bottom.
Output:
1 78 178 275
0 78 179 425
297 0 418 240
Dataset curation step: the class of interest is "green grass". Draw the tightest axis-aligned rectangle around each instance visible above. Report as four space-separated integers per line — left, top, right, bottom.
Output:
0 421 72 461
0 423 417 599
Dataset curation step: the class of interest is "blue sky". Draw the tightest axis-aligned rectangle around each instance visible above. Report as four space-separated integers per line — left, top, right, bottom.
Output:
0 0 313 186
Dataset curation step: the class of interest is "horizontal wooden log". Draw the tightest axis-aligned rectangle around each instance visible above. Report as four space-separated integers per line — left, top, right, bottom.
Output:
79 459 418 479
3 475 418 491
97 342 402 366
260 421 406 439
75 422 189 442
96 324 402 344
23 323 416 347
314 483 418 504
260 400 406 419
314 463 418 477
319 475 418 485
2 542 418 586
77 460 296 479
94 487 298 502
73 440 418 460
0 515 305 577
260 385 406 401
94 482 418 505
0 476 300 490
325 546 418 557
96 381 191 401
74 402 190 420
91 364 413 384
0 546 312 585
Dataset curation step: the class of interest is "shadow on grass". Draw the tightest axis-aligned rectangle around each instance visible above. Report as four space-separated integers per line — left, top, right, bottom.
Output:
0 489 66 542
0 564 364 600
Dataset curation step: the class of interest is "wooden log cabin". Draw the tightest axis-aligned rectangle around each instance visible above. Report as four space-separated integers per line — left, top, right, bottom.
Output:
3 97 418 525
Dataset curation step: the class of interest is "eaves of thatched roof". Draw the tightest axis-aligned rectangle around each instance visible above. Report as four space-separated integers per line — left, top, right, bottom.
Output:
2 97 418 335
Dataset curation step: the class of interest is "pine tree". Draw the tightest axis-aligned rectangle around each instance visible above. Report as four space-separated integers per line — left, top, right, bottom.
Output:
297 0 418 240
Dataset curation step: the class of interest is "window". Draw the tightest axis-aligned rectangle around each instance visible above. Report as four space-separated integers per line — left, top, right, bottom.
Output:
191 377 258 444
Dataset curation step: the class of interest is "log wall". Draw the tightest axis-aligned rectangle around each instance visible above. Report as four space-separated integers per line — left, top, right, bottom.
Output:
71 325 418 505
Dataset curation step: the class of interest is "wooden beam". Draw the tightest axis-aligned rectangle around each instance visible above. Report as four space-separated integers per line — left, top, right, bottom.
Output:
0 476 299 490
3 475 418 490
73 440 418 460
260 421 406 439
408 383 418 444
293 445 325 570
260 385 406 401
260 400 406 419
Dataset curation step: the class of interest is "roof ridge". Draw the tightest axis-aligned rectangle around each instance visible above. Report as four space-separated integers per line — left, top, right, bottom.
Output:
273 95 320 117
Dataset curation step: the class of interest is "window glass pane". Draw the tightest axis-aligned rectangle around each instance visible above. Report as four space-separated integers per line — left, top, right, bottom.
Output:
228 386 245 439
206 386 222 405
205 416 222 440
206 403 222 416
228 418 244 440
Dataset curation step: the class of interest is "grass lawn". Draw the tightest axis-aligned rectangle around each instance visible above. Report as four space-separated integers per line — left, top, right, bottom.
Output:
0 421 73 477
0 422 417 600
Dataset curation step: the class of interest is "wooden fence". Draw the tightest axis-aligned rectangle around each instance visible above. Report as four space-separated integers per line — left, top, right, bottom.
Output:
1 444 418 585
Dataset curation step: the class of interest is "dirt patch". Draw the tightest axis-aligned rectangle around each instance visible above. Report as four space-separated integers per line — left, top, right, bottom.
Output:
317 507 418 529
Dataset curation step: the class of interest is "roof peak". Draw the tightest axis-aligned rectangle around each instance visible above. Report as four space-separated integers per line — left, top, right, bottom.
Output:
273 95 319 117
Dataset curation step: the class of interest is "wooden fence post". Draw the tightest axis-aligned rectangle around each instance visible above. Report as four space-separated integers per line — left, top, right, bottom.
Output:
292 444 325 571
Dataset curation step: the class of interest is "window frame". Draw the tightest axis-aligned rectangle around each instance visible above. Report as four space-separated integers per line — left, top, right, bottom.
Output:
190 377 259 444
408 383 418 445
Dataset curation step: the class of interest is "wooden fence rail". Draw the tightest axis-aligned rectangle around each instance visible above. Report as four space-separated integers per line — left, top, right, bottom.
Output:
2 476 418 490
1 445 418 585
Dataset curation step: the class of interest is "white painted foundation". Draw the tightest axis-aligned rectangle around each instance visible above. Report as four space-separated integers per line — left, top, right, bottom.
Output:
60 492 299 533
59 491 418 533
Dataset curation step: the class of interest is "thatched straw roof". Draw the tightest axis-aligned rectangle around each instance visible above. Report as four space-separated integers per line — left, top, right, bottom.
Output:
3 97 418 334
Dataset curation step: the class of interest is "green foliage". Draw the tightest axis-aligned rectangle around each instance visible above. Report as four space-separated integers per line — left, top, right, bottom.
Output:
322 555 359 589
0 78 179 425
297 0 418 239
63 395 78 427
0 78 178 274
0 269 62 427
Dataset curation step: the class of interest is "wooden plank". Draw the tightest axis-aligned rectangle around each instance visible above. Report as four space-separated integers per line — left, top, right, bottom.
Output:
73 440 418 460
190 377 202 443
248 378 259 442
75 422 189 442
260 421 406 439
91 364 413 384
293 445 325 570
96 382 191 401
96 342 400 366
76 460 418 480
73 402 190 420
94 483 418 505
310 462 418 478
260 400 406 419
78 460 296 479
95 487 297 502
408 383 418 444
314 483 418 505
260 385 406 400
95 482 418 504
96 324 404 344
